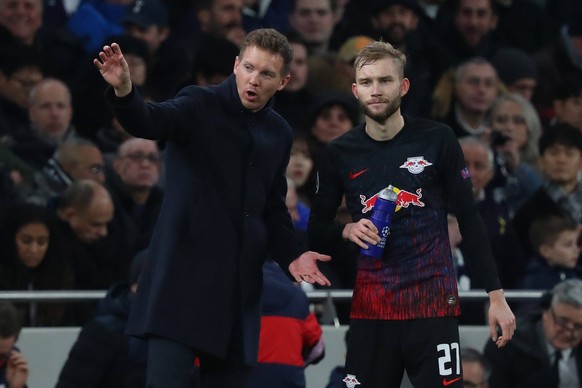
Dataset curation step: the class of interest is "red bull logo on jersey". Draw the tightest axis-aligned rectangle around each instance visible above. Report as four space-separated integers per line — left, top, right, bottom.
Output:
360 186 425 213
399 156 433 174
342 374 361 387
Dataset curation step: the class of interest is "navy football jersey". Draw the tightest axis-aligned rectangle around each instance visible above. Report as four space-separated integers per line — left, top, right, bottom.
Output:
309 117 501 320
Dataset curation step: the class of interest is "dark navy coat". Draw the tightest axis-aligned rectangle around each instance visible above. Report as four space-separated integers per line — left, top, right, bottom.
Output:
105 75 304 365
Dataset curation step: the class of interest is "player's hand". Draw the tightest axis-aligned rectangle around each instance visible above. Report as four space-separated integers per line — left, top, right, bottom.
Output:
488 289 516 348
289 251 332 286
6 351 28 388
342 219 381 249
93 43 132 97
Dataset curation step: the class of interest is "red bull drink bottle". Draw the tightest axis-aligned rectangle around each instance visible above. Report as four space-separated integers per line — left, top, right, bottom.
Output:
360 185 398 259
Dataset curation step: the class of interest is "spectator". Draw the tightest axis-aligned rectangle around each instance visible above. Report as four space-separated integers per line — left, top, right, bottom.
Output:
518 215 581 290
109 137 163 253
431 57 500 138
0 203 74 326
461 347 490 388
273 32 313 129
550 75 582 131
484 278 582 388
242 0 291 33
55 250 148 388
123 0 191 100
435 0 502 65
245 260 324 388
459 136 526 290
513 123 582 256
533 2 582 125
54 179 134 323
306 35 374 96
485 93 543 217
286 131 317 208
186 35 240 87
0 301 28 388
25 137 105 205
0 0 86 80
288 0 336 57
10 78 76 171
63 0 130 55
0 43 44 139
493 0 552 54
0 0 42 46
194 0 246 47
491 47 538 101
308 91 360 146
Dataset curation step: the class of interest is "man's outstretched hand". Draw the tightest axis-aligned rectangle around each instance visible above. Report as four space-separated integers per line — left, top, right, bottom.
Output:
289 251 332 286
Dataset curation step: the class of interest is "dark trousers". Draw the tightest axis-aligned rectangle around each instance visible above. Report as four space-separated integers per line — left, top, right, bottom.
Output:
146 336 251 388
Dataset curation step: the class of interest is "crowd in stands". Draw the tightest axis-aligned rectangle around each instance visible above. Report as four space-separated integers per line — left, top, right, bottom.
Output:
0 0 581 386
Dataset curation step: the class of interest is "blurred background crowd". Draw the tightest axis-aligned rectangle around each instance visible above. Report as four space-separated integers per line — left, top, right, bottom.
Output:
0 0 580 331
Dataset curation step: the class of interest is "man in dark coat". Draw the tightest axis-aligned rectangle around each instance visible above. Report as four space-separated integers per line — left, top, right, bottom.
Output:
484 279 582 387
93 28 331 388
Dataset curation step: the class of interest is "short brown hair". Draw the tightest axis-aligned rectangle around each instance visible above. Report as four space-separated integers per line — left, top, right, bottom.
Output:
239 28 293 76
529 215 578 252
353 41 407 79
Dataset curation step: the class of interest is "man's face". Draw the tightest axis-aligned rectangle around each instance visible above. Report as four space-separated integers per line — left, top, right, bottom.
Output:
289 0 335 45
540 144 582 187
113 139 160 190
199 0 244 45
65 192 114 244
455 63 498 115
0 66 43 108
233 45 289 111
0 0 42 44
543 303 582 350
461 143 493 195
28 81 72 142
66 146 106 184
554 95 582 130
508 78 537 101
286 42 308 92
454 0 497 48
125 24 168 53
352 57 409 124
373 4 418 45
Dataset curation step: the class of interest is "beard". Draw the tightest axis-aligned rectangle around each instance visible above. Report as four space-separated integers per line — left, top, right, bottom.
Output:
359 95 402 124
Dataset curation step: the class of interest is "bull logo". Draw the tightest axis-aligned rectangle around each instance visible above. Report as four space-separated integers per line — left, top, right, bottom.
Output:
342 374 361 388
399 156 433 174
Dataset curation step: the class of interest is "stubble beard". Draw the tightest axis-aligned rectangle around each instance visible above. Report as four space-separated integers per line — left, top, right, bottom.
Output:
360 95 402 124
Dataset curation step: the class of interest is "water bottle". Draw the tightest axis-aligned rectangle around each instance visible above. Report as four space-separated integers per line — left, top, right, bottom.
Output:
360 185 398 259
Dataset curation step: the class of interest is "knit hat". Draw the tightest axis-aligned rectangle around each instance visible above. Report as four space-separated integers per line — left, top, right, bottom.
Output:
337 36 374 63
491 48 538 85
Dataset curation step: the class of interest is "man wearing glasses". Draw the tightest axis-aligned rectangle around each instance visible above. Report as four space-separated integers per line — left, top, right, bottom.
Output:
485 279 582 387
109 137 163 253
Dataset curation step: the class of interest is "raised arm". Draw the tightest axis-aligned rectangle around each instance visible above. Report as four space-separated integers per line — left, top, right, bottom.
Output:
93 43 132 97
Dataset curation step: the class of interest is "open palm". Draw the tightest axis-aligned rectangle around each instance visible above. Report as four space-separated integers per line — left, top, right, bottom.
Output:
93 43 132 95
